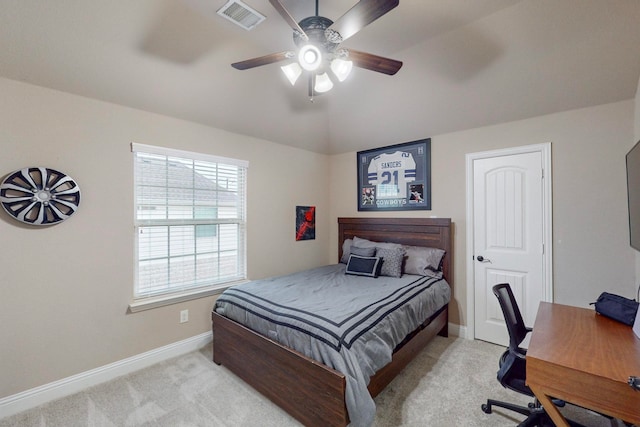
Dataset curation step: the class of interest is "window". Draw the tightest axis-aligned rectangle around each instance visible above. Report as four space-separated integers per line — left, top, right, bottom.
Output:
131 143 248 305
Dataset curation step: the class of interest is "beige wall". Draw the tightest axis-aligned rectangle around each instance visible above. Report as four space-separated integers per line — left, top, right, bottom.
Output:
635 76 640 280
0 77 330 398
2 74 638 401
636 75 640 140
329 100 637 327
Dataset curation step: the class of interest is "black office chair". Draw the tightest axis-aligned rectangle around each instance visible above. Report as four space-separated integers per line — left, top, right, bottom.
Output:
482 284 614 426
481 283 554 427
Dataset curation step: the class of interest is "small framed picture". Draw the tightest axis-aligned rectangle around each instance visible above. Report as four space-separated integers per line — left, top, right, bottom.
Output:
357 139 431 211
295 206 315 241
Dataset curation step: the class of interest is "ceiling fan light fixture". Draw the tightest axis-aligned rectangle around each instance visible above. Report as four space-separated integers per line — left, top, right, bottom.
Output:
314 72 333 93
281 63 302 85
298 44 322 71
330 58 353 82
232 0 402 96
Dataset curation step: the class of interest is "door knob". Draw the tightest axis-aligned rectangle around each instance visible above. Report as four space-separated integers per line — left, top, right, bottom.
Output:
476 255 491 263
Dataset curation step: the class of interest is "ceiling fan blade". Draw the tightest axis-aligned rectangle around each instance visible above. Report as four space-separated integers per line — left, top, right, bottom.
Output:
231 51 293 70
269 0 308 41
347 49 403 75
328 0 399 42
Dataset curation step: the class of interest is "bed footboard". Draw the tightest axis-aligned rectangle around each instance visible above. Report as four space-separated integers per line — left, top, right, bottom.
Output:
212 311 349 427
212 305 448 426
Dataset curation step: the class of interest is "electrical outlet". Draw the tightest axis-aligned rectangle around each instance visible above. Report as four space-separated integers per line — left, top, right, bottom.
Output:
180 309 189 323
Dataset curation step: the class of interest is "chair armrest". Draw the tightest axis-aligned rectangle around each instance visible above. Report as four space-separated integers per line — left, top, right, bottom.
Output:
509 347 526 361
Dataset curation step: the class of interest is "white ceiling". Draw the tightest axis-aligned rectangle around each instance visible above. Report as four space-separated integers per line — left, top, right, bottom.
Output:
1 0 640 154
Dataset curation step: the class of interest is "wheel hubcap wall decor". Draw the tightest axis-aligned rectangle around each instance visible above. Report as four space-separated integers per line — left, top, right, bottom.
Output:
0 167 81 225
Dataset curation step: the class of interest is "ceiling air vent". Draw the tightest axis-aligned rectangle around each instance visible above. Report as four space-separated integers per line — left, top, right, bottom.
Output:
217 0 266 31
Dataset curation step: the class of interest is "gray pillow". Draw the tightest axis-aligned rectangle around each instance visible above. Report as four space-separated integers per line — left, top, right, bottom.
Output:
376 247 404 278
352 236 403 250
351 246 376 257
340 239 353 263
340 241 377 264
403 245 445 278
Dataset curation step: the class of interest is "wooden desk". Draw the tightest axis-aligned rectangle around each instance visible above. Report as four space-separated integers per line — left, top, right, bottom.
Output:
527 302 640 426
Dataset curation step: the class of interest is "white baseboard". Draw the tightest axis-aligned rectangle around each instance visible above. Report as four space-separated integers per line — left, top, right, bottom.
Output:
448 323 470 339
1 324 467 419
0 331 213 419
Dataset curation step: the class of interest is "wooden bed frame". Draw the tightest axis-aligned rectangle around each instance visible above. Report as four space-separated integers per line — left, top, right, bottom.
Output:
212 217 453 426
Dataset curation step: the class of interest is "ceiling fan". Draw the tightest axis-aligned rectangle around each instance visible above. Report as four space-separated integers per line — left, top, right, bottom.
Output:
231 0 403 98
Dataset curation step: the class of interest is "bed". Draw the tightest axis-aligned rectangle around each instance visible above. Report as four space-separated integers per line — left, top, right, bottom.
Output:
211 217 453 426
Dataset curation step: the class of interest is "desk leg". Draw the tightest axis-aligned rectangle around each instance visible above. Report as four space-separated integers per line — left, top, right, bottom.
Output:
528 385 569 427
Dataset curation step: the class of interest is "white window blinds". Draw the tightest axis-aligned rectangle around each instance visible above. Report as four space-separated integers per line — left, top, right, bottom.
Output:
132 143 248 299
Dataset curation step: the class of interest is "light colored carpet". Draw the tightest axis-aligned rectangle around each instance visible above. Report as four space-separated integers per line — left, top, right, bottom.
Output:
0 336 631 426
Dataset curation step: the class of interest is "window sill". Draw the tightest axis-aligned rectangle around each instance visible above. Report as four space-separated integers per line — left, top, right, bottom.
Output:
128 280 249 313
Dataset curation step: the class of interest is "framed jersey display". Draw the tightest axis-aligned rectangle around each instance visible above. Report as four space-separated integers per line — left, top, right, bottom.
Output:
357 139 431 211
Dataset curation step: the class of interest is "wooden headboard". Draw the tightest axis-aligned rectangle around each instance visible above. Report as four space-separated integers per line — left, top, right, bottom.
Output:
337 217 453 287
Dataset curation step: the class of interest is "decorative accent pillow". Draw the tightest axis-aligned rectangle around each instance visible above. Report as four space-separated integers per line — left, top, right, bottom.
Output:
375 247 404 278
345 254 382 278
403 245 446 278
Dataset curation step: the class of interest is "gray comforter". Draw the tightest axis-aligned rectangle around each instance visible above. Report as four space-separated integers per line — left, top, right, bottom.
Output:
214 263 451 426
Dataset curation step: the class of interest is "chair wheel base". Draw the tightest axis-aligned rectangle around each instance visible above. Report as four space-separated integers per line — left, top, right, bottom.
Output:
481 403 492 414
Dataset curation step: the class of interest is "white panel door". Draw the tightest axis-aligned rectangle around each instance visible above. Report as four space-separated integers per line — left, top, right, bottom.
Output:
473 152 544 346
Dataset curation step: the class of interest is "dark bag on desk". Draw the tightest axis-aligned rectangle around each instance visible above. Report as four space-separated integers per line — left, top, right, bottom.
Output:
592 292 639 326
